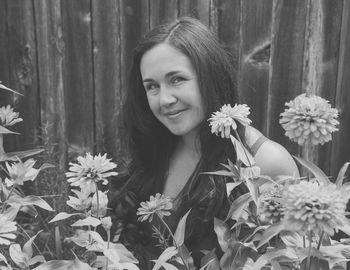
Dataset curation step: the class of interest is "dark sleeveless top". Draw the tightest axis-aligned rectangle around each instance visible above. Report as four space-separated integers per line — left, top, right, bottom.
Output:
127 128 269 269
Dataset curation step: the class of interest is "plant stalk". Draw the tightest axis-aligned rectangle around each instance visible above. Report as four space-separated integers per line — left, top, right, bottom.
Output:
156 212 189 270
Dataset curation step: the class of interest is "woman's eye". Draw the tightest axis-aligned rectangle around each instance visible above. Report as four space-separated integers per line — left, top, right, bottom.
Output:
145 83 159 92
171 76 185 85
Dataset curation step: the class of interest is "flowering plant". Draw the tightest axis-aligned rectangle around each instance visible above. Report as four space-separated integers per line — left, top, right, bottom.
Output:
0 83 140 270
135 98 350 270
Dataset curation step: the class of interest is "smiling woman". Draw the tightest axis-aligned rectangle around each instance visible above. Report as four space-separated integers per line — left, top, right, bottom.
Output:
109 17 299 269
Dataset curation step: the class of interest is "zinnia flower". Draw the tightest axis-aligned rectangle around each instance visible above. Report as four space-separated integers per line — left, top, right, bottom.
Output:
259 185 284 224
136 193 173 222
5 159 39 187
0 214 17 245
279 94 339 145
66 153 118 194
66 189 92 211
209 104 252 138
282 181 348 235
0 105 23 127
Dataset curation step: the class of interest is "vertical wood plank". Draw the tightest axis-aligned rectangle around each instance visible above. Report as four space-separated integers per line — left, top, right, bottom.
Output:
332 0 350 176
91 0 123 162
34 0 67 168
149 0 178 28
239 0 273 134
268 0 308 155
301 0 343 173
0 1 11 108
61 0 94 158
215 0 241 105
178 0 210 25
119 0 149 165
5 0 40 150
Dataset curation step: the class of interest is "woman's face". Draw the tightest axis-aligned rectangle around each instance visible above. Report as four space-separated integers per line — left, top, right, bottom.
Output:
140 43 205 139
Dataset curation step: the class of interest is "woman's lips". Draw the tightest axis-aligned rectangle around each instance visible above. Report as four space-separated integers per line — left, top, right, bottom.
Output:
164 109 187 119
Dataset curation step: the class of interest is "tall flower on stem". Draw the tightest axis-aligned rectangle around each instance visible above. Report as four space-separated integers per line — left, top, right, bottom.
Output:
209 104 252 138
282 180 349 236
136 193 173 222
279 94 339 146
66 153 118 194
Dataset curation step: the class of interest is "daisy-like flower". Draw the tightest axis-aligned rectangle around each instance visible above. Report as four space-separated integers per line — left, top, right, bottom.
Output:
279 94 339 146
5 159 39 187
259 185 284 224
66 153 118 194
209 104 252 138
136 193 173 222
0 105 23 127
282 181 349 236
91 190 108 217
0 214 17 245
66 189 92 211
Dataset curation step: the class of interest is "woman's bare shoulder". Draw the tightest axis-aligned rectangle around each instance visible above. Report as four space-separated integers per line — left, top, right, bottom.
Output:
254 139 300 179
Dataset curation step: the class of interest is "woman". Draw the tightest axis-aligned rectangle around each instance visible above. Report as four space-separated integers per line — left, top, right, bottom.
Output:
110 17 299 269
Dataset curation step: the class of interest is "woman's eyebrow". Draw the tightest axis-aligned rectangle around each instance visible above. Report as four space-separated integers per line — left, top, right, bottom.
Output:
142 71 183 83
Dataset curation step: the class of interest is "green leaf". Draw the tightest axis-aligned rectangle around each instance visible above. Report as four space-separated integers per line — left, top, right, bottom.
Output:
23 230 43 260
293 156 331 184
174 209 191 246
151 260 178 270
7 195 54 212
257 222 285 249
0 125 18 134
225 192 252 221
71 216 101 227
230 135 255 166
251 249 298 270
336 162 350 187
152 246 178 270
0 148 45 162
33 258 95 270
49 212 82 223
0 82 23 95
245 178 258 206
200 249 220 270
201 170 236 178
214 218 231 252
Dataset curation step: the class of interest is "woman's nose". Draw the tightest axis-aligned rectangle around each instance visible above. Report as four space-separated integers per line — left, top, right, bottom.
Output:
159 86 177 107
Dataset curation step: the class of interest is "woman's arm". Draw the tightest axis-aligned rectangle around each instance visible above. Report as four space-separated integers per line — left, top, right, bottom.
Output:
254 139 300 179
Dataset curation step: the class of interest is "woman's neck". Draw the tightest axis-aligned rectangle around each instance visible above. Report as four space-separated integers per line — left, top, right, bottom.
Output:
179 131 201 159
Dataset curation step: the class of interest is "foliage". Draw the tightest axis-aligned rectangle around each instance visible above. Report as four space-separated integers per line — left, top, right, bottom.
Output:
0 83 140 270
1 81 349 270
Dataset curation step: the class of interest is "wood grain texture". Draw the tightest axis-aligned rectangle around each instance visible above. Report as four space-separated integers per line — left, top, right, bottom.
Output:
34 0 67 168
149 0 178 28
301 0 343 174
239 0 273 134
332 0 350 176
268 0 308 155
61 0 94 158
178 0 210 25
92 0 123 162
5 0 40 150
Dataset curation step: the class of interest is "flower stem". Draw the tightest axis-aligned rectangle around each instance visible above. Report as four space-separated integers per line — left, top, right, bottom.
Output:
155 212 189 270
306 231 312 270
95 183 100 218
317 231 324 250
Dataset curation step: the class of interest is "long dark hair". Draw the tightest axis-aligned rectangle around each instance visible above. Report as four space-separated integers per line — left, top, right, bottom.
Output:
114 17 238 233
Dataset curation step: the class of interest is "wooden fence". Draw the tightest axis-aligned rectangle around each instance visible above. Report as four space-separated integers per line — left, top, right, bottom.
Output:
0 0 349 177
